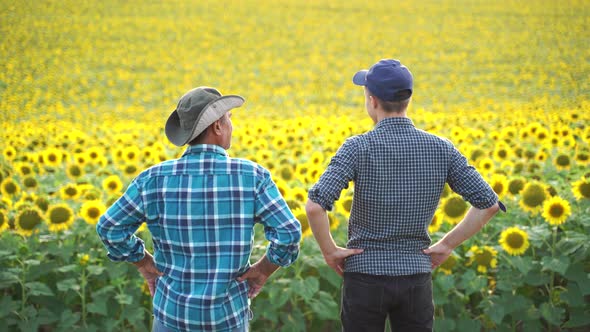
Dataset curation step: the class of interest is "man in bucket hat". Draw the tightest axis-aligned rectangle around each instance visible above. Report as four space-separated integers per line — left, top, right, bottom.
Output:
306 59 505 331
97 87 302 332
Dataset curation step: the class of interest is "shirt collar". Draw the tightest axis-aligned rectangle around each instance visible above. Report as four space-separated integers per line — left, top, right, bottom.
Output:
182 144 228 157
374 117 414 130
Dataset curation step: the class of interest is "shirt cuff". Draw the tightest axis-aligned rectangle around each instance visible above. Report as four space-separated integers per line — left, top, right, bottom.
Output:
266 243 300 267
105 237 146 263
307 187 334 211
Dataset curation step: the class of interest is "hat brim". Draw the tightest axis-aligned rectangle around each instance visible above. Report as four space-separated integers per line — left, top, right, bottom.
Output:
352 70 368 86
165 95 244 146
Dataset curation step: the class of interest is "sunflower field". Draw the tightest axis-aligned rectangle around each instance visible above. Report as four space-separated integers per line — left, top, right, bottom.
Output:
1 0 589 331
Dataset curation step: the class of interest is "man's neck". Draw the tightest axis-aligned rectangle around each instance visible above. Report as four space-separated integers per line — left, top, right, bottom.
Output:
375 110 408 123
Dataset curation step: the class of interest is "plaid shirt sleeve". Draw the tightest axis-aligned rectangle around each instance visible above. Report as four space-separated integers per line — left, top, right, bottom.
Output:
446 142 499 209
96 178 146 263
308 137 359 211
255 168 302 267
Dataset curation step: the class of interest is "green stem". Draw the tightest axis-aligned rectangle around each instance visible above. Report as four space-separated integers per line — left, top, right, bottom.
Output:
549 227 557 304
81 268 87 327
19 259 27 316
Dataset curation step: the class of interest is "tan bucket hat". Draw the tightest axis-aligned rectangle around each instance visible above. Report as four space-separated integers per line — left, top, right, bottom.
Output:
165 87 244 146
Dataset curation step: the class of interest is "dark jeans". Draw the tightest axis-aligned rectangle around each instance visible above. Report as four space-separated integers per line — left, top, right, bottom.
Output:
341 272 434 332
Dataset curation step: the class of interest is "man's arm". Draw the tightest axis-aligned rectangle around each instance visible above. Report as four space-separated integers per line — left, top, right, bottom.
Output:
306 200 363 276
305 138 363 276
423 203 500 269
238 168 302 298
96 179 163 296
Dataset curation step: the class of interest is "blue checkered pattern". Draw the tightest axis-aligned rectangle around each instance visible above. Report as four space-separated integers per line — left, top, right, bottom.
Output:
308 117 498 276
97 144 301 331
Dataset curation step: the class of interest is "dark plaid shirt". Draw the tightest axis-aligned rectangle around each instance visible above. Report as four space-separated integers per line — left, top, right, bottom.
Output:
308 117 499 276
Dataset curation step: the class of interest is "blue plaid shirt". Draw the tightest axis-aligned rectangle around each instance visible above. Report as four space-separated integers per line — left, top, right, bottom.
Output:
308 117 499 276
97 144 301 331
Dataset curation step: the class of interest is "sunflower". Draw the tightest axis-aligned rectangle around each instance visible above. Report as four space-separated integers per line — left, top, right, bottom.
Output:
79 253 90 266
121 163 140 178
438 253 458 275
468 148 485 163
305 165 324 184
489 174 508 198
73 153 88 166
507 177 525 196
136 222 148 233
66 163 85 180
81 187 103 201
571 177 590 200
121 145 141 164
141 147 157 163
441 194 468 224
271 137 287 150
499 227 530 256
575 150 589 166
255 150 272 164
0 209 8 234
46 203 75 232
286 187 308 204
1 177 21 197
3 145 17 161
42 147 64 167
428 211 443 233
14 162 34 177
519 181 548 214
295 164 309 178
278 165 295 182
558 135 576 148
22 175 39 190
60 183 81 200
535 150 548 163
79 200 106 225
542 196 571 226
553 153 571 171
102 175 124 195
535 127 550 142
478 157 495 174
308 151 324 166
17 192 37 206
467 245 498 273
493 147 511 162
291 207 310 236
14 206 44 236
34 195 50 212
86 146 104 163
337 196 353 218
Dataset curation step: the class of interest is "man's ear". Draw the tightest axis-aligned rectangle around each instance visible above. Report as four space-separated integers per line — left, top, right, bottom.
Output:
212 120 223 135
369 94 379 109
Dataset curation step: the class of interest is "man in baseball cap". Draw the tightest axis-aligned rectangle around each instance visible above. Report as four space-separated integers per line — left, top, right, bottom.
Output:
306 59 504 331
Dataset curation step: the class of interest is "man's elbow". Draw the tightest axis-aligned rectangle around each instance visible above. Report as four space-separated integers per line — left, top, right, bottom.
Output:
487 203 500 214
305 200 325 217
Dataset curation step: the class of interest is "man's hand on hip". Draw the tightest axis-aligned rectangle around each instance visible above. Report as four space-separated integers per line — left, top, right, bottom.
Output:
323 247 364 277
133 251 163 297
237 255 279 299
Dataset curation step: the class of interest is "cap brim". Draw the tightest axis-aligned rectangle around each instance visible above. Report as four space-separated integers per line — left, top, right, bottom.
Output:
352 70 368 86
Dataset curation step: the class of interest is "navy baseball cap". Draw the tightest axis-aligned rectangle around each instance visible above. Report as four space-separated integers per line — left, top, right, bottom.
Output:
352 59 413 101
